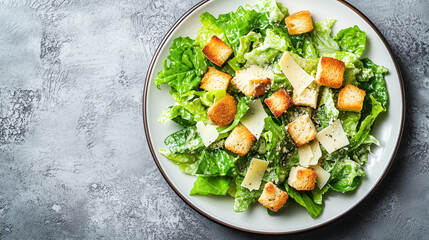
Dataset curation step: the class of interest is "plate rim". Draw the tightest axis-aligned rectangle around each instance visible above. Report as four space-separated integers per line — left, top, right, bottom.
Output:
142 0 406 235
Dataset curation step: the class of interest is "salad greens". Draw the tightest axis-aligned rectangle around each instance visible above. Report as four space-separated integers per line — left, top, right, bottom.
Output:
154 0 389 218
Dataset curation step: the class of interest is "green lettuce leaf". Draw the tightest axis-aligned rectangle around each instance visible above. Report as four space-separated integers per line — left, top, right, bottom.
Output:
349 96 384 151
196 150 236 176
328 159 365 192
164 127 204 153
234 31 262 64
172 91 211 124
159 105 196 127
200 90 227 107
303 35 318 59
311 185 329 205
285 184 322 218
244 28 290 65
233 178 263 212
358 58 389 109
334 25 366 57
339 111 361 137
317 87 339 128
246 0 288 24
160 148 201 175
195 12 229 48
190 176 231 195
155 37 207 95
207 7 270 53
311 19 340 56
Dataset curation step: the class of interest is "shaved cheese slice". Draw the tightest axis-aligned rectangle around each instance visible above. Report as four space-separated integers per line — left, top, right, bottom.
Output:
312 165 330 189
241 158 269 191
298 144 313 167
279 52 315 95
196 121 219 147
309 140 322 166
316 120 350 153
240 99 268 139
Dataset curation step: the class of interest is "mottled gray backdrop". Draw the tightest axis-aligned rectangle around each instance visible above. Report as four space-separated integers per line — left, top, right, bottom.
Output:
0 0 428 239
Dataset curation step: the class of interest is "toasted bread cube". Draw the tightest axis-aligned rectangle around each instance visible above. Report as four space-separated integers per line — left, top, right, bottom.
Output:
288 166 317 191
293 85 320 109
287 115 317 147
231 65 272 97
200 67 232 91
207 95 237 127
202 36 233 66
337 84 366 112
315 57 345 89
225 123 255 156
258 182 289 212
285 10 314 35
264 89 293 118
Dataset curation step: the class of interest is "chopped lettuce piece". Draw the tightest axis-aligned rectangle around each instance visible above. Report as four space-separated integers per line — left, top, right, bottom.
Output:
334 25 366 57
155 37 208 95
246 0 288 24
311 19 340 56
233 178 263 212
235 31 262 64
190 176 231 195
339 111 361 137
200 90 227 107
285 184 322 218
159 105 196 127
328 159 365 192
164 127 204 153
358 58 389 109
196 150 236 176
195 12 229 48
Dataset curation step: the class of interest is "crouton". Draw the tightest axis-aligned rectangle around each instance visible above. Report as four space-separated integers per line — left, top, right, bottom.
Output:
287 115 317 147
285 10 314 35
315 56 345 89
202 36 233 66
207 95 237 127
288 166 317 191
258 182 289 212
231 65 272 97
200 67 232 91
293 85 320 109
264 89 293 118
337 84 366 112
225 123 255 156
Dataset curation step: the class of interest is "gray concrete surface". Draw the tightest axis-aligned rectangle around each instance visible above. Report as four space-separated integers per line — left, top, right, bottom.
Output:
0 0 428 239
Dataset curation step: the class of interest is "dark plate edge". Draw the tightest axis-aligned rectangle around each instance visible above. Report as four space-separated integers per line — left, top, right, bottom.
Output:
142 0 406 235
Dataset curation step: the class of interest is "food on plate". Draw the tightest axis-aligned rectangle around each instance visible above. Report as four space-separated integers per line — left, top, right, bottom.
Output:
155 0 389 218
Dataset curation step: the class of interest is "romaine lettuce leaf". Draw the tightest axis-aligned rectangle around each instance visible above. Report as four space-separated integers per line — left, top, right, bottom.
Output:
303 35 318 59
164 127 204 153
317 87 339 128
311 19 340 56
311 185 329 205
358 58 389 109
196 150 236 176
244 28 290 65
195 12 229 48
172 91 211 124
206 7 270 53
328 159 365 192
339 111 361 137
285 184 322 218
233 178 263 212
159 105 196 127
235 31 262 64
200 90 227 107
334 25 366 57
246 0 288 24
155 37 207 95
190 176 231 195
349 95 384 151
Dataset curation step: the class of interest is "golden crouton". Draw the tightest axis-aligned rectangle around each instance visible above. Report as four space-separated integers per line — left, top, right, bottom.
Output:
225 124 255 156
293 85 320 109
287 115 317 147
231 65 272 97
285 10 314 35
288 166 317 191
258 182 289 212
200 67 232 91
337 84 366 112
202 36 233 67
315 56 345 89
264 89 293 118
207 95 237 127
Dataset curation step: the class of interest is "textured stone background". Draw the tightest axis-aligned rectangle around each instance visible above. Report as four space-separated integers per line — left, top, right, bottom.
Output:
0 0 428 239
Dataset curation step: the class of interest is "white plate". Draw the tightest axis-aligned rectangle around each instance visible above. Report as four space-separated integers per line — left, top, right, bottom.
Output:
143 0 405 234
